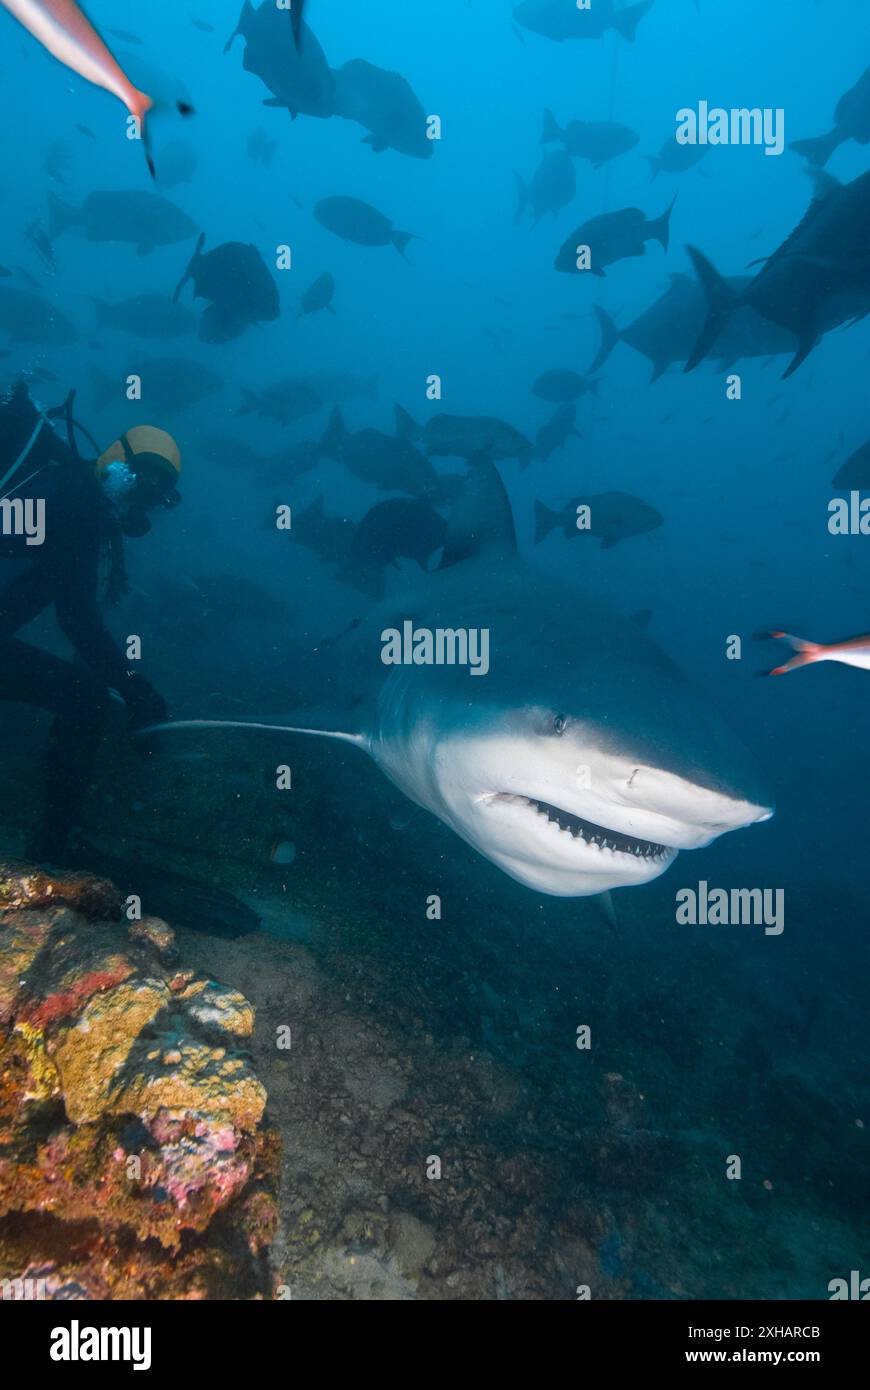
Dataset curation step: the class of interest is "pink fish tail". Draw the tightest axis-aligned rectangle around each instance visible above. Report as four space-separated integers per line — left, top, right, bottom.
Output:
768 631 821 654
768 652 816 676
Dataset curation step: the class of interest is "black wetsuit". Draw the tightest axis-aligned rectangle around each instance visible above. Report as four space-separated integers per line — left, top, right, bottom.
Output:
0 389 165 859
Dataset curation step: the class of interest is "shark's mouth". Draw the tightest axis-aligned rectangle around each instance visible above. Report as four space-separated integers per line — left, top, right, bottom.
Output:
490 793 671 860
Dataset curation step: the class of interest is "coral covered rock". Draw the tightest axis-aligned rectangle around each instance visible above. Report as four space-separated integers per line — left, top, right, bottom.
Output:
0 860 278 1299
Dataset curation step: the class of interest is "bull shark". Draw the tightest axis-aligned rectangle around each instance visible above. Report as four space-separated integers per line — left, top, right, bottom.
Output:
142 463 773 897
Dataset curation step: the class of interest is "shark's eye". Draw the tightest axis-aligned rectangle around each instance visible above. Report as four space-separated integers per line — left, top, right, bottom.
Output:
553 714 567 735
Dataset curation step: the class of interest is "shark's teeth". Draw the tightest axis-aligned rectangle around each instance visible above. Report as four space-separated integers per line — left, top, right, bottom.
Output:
491 793 670 860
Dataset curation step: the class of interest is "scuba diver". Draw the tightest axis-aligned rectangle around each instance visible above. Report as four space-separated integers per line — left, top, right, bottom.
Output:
0 380 181 865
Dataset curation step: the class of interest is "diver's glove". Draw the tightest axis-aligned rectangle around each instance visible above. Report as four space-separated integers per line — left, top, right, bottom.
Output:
124 674 168 733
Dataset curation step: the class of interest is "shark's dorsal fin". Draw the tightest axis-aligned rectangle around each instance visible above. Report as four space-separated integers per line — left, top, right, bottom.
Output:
439 454 517 569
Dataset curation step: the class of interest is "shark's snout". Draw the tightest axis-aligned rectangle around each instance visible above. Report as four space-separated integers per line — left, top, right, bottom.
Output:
426 732 774 897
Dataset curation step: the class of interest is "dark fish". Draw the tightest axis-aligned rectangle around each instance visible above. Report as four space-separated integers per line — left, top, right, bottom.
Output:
225 1 335 119
194 573 290 622
156 138 197 189
590 273 795 381
322 405 440 499
91 357 222 413
339 498 448 597
532 369 599 403
514 0 654 43
48 189 197 255
42 139 72 185
644 137 708 179
25 220 55 271
173 233 280 342
792 65 870 167
0 287 77 343
535 492 663 547
515 151 576 225
423 413 533 466
262 440 321 485
332 58 433 160
105 27 143 45
192 18 215 33
534 403 581 460
300 271 335 316
541 109 639 167
833 441 870 490
75 123 96 139
238 378 322 426
247 126 278 167
686 170 870 378
294 495 355 566
202 435 273 473
555 198 675 277
91 293 197 340
314 196 415 259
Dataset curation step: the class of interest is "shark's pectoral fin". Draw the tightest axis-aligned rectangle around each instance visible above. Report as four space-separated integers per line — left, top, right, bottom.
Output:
597 891 618 930
137 717 370 752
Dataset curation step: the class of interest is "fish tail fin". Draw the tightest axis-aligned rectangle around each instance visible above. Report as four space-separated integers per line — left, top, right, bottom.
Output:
684 244 738 371
615 0 654 42
47 191 77 239
762 631 822 675
589 305 621 373
513 173 528 225
790 128 842 168
392 230 416 260
534 500 559 545
224 0 253 52
649 193 677 251
126 89 157 178
643 156 661 181
540 108 562 145
320 406 347 458
586 376 601 397
173 232 205 304
782 330 819 379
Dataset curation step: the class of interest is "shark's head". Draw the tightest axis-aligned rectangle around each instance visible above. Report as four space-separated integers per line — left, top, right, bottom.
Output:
419 708 772 896
371 579 773 898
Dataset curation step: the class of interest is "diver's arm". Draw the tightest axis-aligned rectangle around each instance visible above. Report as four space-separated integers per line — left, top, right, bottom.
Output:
49 514 131 689
52 532 166 725
54 568 130 690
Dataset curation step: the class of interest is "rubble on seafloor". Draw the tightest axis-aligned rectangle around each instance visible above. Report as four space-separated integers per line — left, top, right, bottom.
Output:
0 861 280 1300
